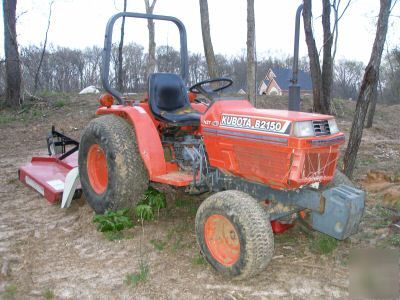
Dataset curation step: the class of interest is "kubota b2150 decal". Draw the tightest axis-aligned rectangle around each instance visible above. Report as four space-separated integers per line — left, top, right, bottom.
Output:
219 114 291 135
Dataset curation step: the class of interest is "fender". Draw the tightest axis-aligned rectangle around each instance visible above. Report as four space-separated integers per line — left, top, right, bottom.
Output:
96 105 166 179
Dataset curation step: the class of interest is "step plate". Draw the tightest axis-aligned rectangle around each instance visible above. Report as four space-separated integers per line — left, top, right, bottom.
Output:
152 171 193 187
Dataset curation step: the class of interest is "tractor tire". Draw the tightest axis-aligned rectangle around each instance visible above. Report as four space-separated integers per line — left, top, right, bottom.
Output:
195 190 274 280
79 114 148 214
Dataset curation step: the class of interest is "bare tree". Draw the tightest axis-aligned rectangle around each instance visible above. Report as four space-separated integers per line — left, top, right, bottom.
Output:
144 0 157 76
381 47 400 104
321 0 334 113
343 0 392 178
117 0 127 92
333 59 364 99
302 0 352 114
302 0 324 113
3 0 21 107
366 1 398 127
157 45 180 73
34 0 54 93
199 0 218 78
189 53 207 85
246 0 256 104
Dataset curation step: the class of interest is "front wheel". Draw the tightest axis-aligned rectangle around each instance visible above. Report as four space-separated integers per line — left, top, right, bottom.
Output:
195 190 274 279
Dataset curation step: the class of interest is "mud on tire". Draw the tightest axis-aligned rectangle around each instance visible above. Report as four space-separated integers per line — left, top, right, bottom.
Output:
195 190 274 279
79 114 148 214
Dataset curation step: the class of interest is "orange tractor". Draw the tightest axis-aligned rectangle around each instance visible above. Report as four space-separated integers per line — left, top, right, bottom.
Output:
19 12 364 279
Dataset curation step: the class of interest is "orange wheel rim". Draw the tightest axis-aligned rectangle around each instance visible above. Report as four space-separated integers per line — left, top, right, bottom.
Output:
87 144 108 194
204 214 240 267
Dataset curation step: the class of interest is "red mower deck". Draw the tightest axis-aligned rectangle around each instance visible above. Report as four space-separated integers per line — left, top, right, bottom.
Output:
18 152 80 203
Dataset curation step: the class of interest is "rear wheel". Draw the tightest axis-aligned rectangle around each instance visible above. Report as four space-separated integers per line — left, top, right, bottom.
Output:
195 190 274 279
79 114 148 214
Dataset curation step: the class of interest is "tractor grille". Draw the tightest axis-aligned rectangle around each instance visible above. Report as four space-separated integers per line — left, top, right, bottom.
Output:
235 146 291 182
313 120 330 136
302 151 337 181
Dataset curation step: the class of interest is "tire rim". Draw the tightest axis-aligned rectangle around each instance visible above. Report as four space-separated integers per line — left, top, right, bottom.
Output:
87 144 108 194
204 214 240 267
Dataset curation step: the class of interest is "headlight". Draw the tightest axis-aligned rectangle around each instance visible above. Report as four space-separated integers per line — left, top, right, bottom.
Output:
293 121 314 137
328 119 340 134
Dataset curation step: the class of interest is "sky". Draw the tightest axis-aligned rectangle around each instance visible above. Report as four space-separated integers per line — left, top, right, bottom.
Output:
1 0 399 64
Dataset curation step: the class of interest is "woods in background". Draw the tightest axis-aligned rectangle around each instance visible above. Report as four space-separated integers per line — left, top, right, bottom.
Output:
0 43 399 106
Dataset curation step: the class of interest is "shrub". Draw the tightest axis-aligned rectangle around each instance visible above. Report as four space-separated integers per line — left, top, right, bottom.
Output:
125 261 149 288
134 187 166 221
93 208 134 240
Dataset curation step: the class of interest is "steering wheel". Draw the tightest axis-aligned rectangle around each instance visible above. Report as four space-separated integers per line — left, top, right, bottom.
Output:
189 78 233 99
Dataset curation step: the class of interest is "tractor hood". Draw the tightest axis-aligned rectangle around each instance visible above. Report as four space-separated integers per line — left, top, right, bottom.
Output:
205 99 333 122
201 99 336 137
201 99 345 191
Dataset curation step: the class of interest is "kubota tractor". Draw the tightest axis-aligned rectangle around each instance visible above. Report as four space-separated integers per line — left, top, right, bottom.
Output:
19 12 364 279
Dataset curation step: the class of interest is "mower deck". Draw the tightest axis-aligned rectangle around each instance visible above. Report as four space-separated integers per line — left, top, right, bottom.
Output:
18 152 80 203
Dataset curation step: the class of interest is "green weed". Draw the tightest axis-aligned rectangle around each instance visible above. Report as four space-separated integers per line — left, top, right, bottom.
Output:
388 234 400 247
192 254 207 266
144 187 166 210
0 114 15 124
125 261 149 288
376 206 393 219
54 99 65 108
394 169 400 179
42 288 54 300
172 235 184 252
175 198 199 216
372 206 394 229
175 199 189 208
359 155 377 166
93 209 134 240
150 239 166 251
167 223 189 239
2 284 17 300
274 232 297 244
104 231 125 241
358 231 376 240
135 187 167 220
188 203 199 216
309 233 338 254
38 90 70 99
7 177 18 185
372 219 392 229
135 204 154 221
142 186 166 216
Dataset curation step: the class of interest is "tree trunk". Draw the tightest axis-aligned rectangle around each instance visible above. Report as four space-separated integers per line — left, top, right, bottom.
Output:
3 0 21 108
343 0 391 178
302 0 323 113
117 0 127 92
145 0 157 76
321 0 333 114
199 0 218 78
365 84 378 128
246 0 256 104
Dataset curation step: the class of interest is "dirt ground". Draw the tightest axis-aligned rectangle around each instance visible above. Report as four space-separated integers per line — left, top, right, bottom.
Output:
0 94 399 299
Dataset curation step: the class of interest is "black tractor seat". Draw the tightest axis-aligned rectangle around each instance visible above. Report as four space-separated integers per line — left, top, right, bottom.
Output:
148 73 200 126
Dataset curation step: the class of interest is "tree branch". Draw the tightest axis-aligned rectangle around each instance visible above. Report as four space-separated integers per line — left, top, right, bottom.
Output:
34 0 54 93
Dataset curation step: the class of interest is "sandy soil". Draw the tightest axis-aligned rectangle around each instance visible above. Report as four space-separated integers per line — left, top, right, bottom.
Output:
0 94 398 299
